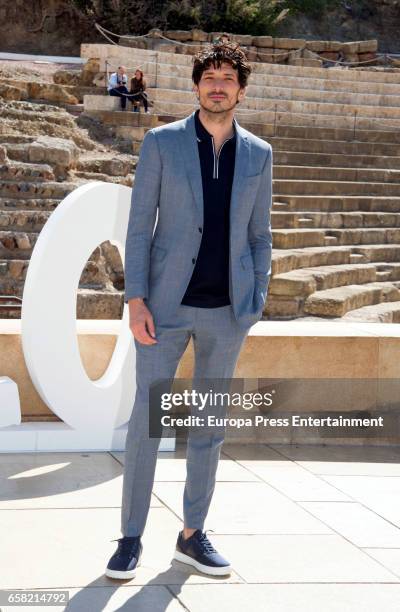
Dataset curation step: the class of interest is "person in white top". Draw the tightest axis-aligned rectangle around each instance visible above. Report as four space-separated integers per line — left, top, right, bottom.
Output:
107 65 131 110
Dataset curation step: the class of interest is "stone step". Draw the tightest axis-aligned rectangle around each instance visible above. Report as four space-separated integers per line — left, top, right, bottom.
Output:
250 62 400 85
147 69 400 98
0 210 51 232
152 117 400 158
0 161 55 182
267 123 400 145
0 256 112 286
342 301 400 323
85 113 400 146
147 85 400 115
76 156 135 176
1 102 76 128
0 134 37 145
0 230 38 259
270 263 379 297
84 97 400 132
273 227 400 249
0 258 29 283
269 136 400 156
1 143 30 163
146 87 400 121
272 245 400 275
303 280 400 317
273 165 400 183
273 151 400 170
0 180 78 199
274 179 400 196
0 197 60 211
82 105 155 127
0 284 123 319
93 58 400 97
272 195 400 212
271 211 400 229
71 170 133 185
83 45 400 84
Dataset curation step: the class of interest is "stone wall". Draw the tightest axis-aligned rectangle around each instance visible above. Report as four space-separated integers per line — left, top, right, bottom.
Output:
119 29 379 67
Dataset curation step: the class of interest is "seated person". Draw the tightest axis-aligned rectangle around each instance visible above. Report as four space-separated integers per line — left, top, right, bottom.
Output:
107 65 130 110
129 69 149 113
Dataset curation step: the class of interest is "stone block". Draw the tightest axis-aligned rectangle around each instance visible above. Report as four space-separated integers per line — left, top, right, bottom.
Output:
80 58 101 86
147 28 163 38
164 30 192 42
319 52 340 60
0 83 26 101
358 52 377 63
265 296 301 317
343 53 360 63
28 83 79 105
358 39 378 52
28 136 79 169
289 58 322 67
191 28 208 42
341 41 359 54
305 41 327 52
273 38 305 49
231 34 253 46
209 32 229 42
327 41 344 52
245 46 258 61
156 42 177 54
53 69 81 86
252 36 273 48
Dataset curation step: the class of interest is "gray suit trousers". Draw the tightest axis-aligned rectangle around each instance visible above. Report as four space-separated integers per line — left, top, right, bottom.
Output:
121 303 250 537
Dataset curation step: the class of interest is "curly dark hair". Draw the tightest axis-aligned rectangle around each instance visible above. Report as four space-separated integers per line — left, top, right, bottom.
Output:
192 41 252 89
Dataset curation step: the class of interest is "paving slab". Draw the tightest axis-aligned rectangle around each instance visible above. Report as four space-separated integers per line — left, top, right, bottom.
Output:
111 445 260 482
152 481 333 535
274 443 400 475
322 475 400 528
222 443 351 501
169 583 400 612
0 585 184 612
364 548 400 577
299 501 400 547
0 451 162 508
0 506 242 589
199 533 399 583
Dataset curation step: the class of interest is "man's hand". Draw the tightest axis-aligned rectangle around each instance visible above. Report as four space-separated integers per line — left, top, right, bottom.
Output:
128 298 158 345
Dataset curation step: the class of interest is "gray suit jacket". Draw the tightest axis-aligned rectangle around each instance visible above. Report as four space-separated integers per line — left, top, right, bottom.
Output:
124 110 273 329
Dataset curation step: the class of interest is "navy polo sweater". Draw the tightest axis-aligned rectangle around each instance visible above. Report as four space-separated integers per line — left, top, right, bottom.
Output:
181 109 237 308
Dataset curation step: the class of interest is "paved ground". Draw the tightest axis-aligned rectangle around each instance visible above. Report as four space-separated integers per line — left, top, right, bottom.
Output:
1 442 400 611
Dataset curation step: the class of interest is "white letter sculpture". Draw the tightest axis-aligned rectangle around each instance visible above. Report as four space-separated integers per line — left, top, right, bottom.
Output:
0 181 174 452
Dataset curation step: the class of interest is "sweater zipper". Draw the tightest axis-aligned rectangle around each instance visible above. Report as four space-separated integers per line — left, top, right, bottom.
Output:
211 137 230 179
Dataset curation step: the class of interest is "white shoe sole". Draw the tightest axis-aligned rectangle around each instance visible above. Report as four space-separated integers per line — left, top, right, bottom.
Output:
173 550 231 576
105 560 141 580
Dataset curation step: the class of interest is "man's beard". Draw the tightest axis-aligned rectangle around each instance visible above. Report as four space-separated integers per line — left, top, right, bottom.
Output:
198 93 238 120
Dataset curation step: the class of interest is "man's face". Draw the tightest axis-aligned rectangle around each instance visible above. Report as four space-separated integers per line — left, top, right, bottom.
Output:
194 61 246 114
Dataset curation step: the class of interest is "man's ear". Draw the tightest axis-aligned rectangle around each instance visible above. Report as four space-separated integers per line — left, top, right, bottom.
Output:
238 85 247 100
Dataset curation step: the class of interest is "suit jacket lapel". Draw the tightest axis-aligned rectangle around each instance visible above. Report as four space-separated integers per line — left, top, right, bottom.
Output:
179 111 250 221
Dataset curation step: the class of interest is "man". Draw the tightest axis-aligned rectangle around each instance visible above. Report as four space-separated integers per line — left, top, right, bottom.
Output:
106 41 273 579
107 65 131 111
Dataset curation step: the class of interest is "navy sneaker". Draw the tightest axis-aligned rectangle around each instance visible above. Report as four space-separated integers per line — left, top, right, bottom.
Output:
105 536 143 579
173 529 231 576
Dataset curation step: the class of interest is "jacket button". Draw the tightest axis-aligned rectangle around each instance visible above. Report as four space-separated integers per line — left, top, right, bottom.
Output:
192 257 196 264
198 227 202 233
